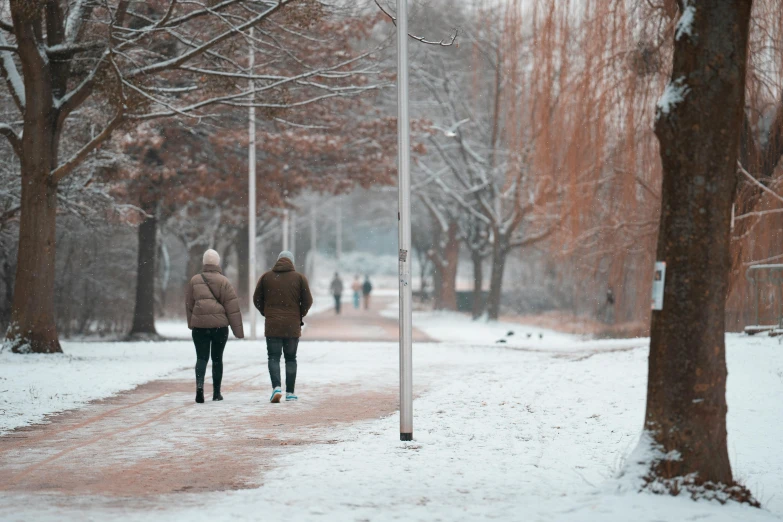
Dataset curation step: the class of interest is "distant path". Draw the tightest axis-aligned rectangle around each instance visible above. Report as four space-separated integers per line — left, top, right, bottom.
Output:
303 294 433 342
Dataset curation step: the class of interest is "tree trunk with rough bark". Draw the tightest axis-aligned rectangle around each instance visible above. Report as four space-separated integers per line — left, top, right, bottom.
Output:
3 2 65 353
643 0 755 496
129 212 158 337
486 237 508 321
236 224 249 306
186 243 209 287
471 250 485 319
429 221 460 311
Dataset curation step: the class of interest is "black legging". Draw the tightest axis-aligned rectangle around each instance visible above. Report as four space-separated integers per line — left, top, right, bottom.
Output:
192 327 229 389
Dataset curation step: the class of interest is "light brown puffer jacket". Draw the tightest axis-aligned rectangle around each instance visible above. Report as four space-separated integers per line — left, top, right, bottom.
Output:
186 264 244 338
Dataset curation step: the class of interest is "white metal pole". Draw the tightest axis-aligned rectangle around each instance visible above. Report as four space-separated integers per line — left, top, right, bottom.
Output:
397 0 413 441
248 27 257 341
336 204 342 262
310 206 317 280
282 208 290 252
290 210 296 263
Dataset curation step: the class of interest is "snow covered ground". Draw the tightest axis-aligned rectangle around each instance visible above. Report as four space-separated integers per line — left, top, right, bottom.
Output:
1 313 781 521
0 342 191 434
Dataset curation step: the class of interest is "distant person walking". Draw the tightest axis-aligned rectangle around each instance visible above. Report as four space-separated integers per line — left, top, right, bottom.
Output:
330 272 344 315
186 249 244 404
351 275 362 309
254 251 313 403
362 275 373 310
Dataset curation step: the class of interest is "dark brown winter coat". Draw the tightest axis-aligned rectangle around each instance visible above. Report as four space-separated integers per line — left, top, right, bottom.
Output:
186 264 244 338
253 258 313 338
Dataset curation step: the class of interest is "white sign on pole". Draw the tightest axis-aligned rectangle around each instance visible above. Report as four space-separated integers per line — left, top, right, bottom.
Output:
651 261 666 311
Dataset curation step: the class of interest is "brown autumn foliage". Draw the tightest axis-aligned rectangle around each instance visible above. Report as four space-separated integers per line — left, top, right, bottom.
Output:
498 0 783 331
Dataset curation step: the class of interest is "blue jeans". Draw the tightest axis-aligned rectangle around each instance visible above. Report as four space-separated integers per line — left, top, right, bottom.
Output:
353 291 360 308
266 337 299 393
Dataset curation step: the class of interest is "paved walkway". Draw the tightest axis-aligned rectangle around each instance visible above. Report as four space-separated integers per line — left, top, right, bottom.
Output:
0 371 397 498
0 294 426 502
303 294 432 342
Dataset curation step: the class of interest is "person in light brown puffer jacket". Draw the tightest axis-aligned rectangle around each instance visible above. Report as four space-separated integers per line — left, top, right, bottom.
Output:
186 249 244 403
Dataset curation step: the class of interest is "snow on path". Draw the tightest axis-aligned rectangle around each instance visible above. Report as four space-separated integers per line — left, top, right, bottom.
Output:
0 342 192 434
1 334 781 521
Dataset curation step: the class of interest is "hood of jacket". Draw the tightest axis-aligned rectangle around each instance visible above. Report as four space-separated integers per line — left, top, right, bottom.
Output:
203 263 222 274
272 257 295 273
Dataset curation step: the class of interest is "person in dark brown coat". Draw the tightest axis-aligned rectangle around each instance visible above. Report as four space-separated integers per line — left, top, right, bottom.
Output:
186 249 244 403
253 250 313 403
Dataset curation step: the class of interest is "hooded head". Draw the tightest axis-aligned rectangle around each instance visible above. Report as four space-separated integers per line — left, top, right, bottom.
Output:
203 249 220 267
277 250 295 264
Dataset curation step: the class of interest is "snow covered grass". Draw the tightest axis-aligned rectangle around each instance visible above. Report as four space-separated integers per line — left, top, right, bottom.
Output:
0 341 193 433
3 334 780 521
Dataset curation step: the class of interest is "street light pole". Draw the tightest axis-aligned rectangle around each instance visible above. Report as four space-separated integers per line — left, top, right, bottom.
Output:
336 204 342 262
397 0 413 442
248 27 257 341
290 210 296 262
282 208 290 252
310 206 317 280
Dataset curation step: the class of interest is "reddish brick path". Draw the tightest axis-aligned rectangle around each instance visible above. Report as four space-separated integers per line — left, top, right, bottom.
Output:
303 295 432 342
0 298 423 499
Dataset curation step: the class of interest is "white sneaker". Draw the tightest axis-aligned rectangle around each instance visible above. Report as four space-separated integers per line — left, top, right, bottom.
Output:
286 393 298 401
270 388 282 403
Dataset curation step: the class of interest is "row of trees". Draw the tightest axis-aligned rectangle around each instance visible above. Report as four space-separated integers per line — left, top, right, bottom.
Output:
0 0 779 503
402 0 776 500
0 0 403 351
409 0 783 334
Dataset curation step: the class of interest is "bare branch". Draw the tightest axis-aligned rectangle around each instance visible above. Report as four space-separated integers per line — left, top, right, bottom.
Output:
65 0 95 43
0 31 24 112
375 0 459 46
0 123 21 155
127 0 292 78
738 161 783 206
51 112 124 184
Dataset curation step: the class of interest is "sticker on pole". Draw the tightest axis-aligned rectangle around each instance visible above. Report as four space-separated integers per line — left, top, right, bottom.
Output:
651 261 666 311
399 249 408 262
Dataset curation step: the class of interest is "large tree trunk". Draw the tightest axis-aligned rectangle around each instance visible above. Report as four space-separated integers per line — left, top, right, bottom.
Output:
643 0 754 493
439 237 459 311
6 161 61 353
431 261 444 309
4 3 63 353
129 212 158 337
471 250 484 319
486 240 508 321
430 221 459 311
186 243 209 285
236 224 249 306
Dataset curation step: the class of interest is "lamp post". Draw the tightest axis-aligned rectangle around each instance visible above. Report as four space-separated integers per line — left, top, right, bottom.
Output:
282 208 290 252
397 0 413 442
248 27 257 341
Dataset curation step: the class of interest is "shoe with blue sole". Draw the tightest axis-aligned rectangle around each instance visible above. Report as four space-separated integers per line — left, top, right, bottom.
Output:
270 387 282 403
286 393 298 401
